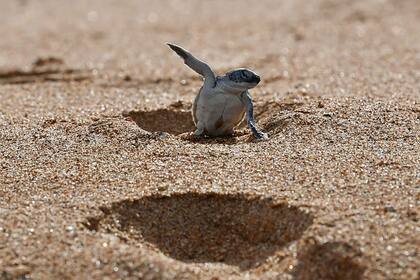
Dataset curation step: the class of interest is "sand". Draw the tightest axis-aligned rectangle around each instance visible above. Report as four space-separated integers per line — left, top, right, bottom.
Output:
0 0 419 279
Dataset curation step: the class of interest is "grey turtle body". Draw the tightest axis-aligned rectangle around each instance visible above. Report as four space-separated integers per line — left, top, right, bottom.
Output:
192 83 246 136
168 43 268 139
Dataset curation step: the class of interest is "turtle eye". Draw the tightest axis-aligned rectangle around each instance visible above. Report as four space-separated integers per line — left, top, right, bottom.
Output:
228 71 249 82
229 72 239 82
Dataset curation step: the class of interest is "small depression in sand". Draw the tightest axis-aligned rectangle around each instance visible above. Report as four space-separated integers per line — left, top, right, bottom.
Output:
123 104 195 135
0 56 91 85
122 101 304 143
123 102 269 143
85 193 313 269
293 241 366 280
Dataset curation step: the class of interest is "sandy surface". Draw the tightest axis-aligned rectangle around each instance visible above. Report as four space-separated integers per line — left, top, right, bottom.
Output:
0 0 419 279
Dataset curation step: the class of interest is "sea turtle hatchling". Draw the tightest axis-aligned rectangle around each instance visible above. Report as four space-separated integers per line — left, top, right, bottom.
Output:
167 43 268 140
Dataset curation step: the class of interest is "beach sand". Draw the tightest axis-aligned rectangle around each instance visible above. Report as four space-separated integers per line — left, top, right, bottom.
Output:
0 0 419 279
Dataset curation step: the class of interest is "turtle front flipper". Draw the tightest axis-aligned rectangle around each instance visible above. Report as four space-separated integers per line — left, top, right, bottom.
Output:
240 91 268 140
167 43 216 89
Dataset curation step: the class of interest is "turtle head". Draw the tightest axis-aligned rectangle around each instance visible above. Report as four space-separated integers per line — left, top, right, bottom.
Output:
224 68 261 91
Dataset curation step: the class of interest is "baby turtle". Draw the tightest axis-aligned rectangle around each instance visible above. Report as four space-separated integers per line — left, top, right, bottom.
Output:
167 43 268 140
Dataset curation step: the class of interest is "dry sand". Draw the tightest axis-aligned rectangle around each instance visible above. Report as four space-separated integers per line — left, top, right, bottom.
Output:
0 0 419 279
